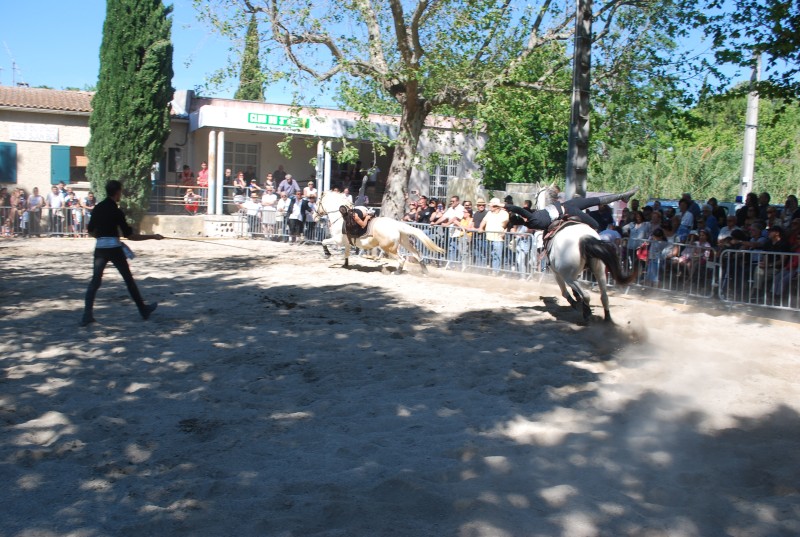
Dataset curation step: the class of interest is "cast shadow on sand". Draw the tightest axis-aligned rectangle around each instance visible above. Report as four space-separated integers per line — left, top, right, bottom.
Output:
0 246 797 536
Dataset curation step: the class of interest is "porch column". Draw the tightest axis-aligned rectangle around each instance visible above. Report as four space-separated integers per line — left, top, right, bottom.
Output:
317 140 327 191
207 130 217 214
216 130 226 215
324 140 332 192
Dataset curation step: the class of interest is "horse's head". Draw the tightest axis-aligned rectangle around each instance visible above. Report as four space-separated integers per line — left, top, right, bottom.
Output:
314 190 351 222
533 182 559 210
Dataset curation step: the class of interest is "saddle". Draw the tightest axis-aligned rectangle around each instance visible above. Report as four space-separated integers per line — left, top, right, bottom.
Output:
543 218 583 256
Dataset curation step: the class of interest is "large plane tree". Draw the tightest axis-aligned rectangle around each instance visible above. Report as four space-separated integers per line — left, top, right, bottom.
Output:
196 0 676 218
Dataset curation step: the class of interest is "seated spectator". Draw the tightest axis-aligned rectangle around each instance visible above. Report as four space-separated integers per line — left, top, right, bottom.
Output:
772 218 800 303
184 189 201 214
718 214 740 242
751 225 791 300
782 195 800 229
599 224 623 245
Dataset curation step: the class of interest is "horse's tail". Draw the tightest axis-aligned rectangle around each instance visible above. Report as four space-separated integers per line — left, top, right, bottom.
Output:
580 236 636 285
397 221 446 254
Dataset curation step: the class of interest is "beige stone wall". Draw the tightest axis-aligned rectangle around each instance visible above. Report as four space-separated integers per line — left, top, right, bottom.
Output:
0 110 90 193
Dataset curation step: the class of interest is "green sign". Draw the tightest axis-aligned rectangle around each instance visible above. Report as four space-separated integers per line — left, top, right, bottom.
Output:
247 113 309 130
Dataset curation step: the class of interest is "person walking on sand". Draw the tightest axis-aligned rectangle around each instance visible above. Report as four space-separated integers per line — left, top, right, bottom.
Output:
80 180 163 327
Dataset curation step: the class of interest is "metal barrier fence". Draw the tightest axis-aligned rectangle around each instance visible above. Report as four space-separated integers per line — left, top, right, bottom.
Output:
235 209 330 244
717 249 800 311
4 205 797 314
1 206 91 238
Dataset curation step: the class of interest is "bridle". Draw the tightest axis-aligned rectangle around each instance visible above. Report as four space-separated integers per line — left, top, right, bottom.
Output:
314 191 352 225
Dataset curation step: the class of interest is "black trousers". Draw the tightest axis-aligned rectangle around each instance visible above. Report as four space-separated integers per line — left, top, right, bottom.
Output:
84 247 146 317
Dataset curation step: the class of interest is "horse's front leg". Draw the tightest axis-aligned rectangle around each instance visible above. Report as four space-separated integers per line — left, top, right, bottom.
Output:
554 273 577 308
343 242 351 268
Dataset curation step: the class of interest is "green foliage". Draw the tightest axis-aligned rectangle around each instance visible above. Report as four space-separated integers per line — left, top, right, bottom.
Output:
681 0 800 99
476 45 572 189
87 0 174 225
591 91 800 201
234 13 264 101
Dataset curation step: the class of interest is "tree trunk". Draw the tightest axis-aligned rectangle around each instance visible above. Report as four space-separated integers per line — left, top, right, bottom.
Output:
381 100 428 220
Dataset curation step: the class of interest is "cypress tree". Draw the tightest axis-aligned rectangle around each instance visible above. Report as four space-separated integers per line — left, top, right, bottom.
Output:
87 0 174 225
234 13 264 101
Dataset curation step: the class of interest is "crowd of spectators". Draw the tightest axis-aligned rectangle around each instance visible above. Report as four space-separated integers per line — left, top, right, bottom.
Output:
614 191 800 305
1 182 96 238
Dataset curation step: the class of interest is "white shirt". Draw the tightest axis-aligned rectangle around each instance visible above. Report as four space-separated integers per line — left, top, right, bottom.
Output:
442 204 465 223
276 197 290 216
261 192 278 210
46 192 64 209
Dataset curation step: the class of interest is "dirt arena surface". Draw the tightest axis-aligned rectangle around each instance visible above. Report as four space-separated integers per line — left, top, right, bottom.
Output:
1 237 799 537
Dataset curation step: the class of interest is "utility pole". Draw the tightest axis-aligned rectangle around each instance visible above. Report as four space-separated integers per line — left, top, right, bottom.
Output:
565 0 592 199
739 53 761 199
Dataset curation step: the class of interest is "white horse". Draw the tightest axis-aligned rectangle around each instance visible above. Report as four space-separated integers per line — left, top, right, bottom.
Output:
546 222 635 323
314 191 445 273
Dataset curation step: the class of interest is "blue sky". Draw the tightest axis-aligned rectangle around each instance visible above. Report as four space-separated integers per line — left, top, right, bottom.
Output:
0 0 310 103
1 0 764 105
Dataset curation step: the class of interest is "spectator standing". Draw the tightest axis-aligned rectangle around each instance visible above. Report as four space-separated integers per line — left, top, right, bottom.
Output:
24 187 42 236
197 161 209 201
478 198 509 276
301 193 318 242
433 195 464 225
247 178 262 197
233 171 247 198
286 191 305 244
261 186 278 237
83 191 97 227
273 165 287 184
277 174 301 197
303 180 318 198
236 192 263 236
46 185 66 236
180 165 194 187
275 191 291 239
66 191 83 236
624 210 651 269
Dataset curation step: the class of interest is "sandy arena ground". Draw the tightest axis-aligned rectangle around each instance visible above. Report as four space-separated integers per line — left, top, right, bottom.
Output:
1 237 799 537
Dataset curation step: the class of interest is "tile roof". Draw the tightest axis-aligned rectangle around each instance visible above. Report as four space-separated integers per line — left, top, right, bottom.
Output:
0 86 94 113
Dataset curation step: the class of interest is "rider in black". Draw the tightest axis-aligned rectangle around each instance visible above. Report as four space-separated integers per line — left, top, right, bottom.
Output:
506 187 639 231
339 205 373 244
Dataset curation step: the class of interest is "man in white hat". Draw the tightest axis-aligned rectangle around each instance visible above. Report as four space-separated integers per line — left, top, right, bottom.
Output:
478 198 510 275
